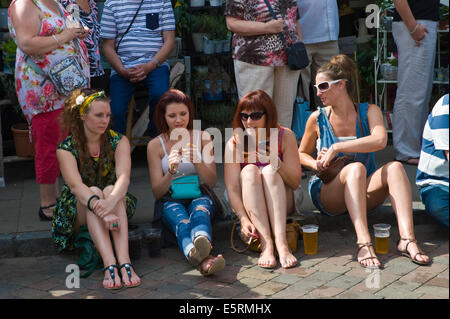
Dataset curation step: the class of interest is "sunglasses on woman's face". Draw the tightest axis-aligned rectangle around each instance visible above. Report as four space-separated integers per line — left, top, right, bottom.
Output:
239 111 266 121
314 79 346 92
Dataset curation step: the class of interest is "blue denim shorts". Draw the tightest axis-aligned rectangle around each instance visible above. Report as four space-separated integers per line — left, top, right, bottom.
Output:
308 175 335 216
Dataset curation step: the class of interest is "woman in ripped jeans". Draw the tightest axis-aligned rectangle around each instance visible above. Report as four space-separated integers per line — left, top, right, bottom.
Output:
147 89 225 276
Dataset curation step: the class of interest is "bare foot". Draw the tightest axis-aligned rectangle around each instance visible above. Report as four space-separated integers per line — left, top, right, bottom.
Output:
278 247 298 269
258 246 277 269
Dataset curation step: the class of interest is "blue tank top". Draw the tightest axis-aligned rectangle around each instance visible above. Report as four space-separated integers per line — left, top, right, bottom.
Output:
316 103 376 176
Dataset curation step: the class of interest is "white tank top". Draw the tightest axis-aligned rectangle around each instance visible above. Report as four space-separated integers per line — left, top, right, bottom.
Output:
158 131 202 175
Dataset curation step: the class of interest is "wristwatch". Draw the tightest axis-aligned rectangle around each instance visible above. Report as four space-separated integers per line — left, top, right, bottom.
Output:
151 57 161 67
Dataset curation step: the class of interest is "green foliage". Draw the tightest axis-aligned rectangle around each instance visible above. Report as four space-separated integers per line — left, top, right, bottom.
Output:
375 0 393 11
1 38 17 74
356 37 377 87
206 15 228 40
173 0 191 37
440 4 449 21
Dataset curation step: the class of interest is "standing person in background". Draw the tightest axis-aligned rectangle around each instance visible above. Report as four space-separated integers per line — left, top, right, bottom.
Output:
297 0 339 108
392 0 439 165
416 94 449 228
8 0 90 221
100 0 175 136
225 0 302 128
59 0 107 90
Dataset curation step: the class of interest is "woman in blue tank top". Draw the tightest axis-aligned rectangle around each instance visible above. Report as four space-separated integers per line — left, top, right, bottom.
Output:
298 55 429 268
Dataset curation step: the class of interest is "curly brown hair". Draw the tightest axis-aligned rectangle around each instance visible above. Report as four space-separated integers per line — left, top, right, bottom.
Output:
60 88 115 186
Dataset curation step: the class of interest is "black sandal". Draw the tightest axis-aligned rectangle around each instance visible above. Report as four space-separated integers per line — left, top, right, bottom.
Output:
38 203 56 221
119 263 141 288
101 264 122 290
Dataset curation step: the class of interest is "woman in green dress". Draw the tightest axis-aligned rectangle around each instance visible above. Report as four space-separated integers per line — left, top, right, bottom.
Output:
52 88 140 290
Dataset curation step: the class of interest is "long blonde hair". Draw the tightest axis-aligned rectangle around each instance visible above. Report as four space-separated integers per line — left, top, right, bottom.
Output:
60 88 115 185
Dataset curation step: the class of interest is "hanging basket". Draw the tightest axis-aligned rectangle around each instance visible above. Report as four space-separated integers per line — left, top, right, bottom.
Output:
11 123 35 157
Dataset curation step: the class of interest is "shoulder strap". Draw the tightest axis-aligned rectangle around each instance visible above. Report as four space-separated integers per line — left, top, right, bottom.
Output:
115 0 145 52
158 136 168 156
262 0 287 46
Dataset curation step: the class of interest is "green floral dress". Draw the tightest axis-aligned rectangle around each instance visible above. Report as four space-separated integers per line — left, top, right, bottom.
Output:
52 130 137 252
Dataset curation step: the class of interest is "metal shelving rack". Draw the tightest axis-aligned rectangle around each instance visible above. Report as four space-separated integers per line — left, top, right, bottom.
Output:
374 11 449 120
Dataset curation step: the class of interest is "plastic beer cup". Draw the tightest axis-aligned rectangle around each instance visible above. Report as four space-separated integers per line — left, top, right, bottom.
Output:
373 224 391 254
302 224 319 255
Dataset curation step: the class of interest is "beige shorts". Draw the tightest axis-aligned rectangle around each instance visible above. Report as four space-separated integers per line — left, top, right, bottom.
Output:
234 59 300 128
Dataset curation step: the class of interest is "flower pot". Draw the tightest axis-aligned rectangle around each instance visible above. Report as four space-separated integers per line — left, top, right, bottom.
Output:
192 33 206 52
0 8 7 29
209 0 222 7
190 0 205 7
222 38 231 52
213 40 223 53
202 36 215 54
11 123 35 157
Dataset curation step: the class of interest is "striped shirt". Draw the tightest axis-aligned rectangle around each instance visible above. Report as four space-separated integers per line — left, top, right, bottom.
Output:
100 0 175 74
416 94 449 188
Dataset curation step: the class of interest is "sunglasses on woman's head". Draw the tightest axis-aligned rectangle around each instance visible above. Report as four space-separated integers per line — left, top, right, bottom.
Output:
239 111 266 121
314 79 346 92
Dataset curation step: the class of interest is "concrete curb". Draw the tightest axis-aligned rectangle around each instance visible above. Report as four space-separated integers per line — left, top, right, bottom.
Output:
0 207 433 259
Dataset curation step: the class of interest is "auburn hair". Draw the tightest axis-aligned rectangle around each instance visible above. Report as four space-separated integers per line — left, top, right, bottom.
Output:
153 89 195 134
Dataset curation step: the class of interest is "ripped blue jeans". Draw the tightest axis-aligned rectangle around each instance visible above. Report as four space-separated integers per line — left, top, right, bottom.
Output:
161 196 214 259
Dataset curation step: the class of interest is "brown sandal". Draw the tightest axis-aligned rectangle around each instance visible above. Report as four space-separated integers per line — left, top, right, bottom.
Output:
196 255 226 276
397 238 430 266
355 242 382 269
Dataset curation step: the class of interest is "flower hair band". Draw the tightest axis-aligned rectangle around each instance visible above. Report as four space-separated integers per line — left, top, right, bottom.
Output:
78 91 106 115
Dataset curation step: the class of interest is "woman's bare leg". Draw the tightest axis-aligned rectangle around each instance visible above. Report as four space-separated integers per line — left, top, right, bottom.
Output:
84 186 121 289
240 165 276 268
366 161 429 264
261 165 297 268
320 162 381 268
103 186 141 287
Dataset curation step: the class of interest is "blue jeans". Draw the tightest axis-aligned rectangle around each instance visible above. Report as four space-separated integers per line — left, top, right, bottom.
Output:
161 196 215 259
109 65 170 135
420 184 449 228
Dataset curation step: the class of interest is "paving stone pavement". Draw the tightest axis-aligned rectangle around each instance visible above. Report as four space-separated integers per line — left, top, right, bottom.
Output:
0 222 447 300
0 145 448 300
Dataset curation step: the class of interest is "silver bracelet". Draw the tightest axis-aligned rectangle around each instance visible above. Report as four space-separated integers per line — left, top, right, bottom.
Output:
410 24 419 34
52 34 61 46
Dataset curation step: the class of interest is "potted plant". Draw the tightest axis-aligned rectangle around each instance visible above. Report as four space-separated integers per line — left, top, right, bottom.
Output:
439 4 449 30
190 0 205 7
0 72 34 157
1 38 17 74
380 52 398 81
209 0 222 7
173 0 191 38
192 13 209 52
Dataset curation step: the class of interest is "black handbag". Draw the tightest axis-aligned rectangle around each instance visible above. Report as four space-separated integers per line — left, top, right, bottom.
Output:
262 0 309 70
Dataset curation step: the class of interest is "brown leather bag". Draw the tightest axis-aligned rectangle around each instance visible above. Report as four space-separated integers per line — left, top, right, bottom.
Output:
316 155 351 184
230 218 302 253
316 104 365 184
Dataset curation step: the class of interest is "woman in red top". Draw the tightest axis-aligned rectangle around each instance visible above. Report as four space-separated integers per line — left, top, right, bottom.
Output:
224 90 302 269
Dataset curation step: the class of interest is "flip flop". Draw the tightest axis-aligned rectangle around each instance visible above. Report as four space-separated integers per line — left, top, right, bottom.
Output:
197 255 226 276
119 263 141 288
188 236 211 267
397 238 430 266
101 264 122 290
